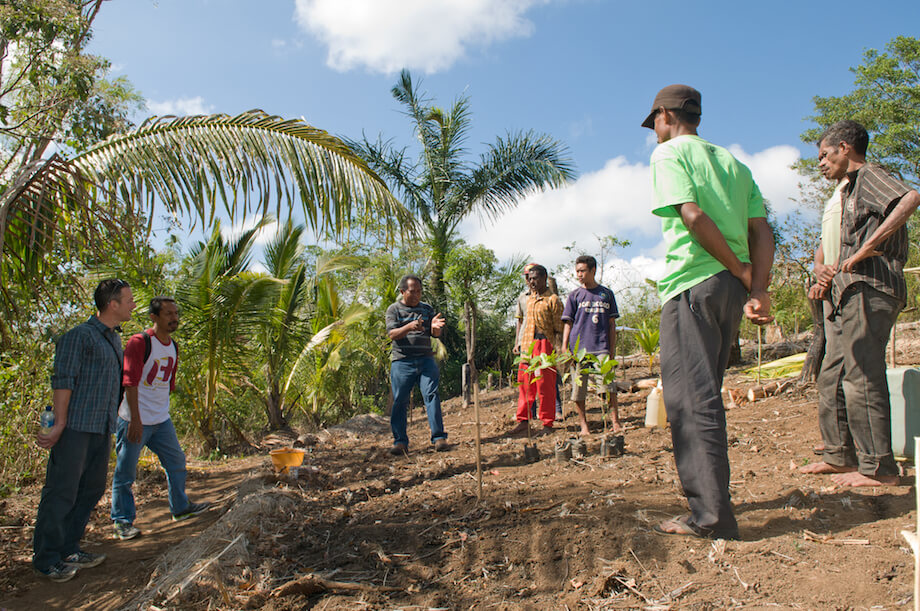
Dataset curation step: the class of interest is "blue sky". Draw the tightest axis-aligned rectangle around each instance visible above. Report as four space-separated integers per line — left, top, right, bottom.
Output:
88 0 920 297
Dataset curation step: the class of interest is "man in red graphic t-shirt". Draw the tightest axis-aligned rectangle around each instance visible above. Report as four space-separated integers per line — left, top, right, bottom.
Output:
110 297 209 540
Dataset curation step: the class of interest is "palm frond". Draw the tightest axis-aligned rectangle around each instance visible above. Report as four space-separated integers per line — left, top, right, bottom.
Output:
72 109 409 234
464 130 576 224
0 155 133 317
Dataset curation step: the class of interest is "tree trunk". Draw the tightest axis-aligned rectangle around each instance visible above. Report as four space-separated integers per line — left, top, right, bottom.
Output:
800 297 826 383
265 389 287 430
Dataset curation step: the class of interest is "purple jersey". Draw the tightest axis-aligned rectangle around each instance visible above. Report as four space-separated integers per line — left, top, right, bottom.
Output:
562 285 619 354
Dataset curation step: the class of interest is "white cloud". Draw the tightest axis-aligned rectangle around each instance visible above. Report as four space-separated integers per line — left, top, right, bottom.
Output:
221 218 278 247
293 0 546 73
728 144 801 216
460 144 803 290
460 155 659 272
146 96 215 116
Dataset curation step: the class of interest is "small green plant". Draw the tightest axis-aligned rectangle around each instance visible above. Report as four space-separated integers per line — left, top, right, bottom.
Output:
635 322 660 375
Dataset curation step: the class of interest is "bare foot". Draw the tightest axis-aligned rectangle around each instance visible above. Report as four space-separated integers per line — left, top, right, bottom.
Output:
610 420 624 434
578 425 591 437
798 461 856 474
831 471 899 487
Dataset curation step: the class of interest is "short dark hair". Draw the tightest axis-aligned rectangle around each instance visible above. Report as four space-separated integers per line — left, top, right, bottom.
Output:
575 255 597 270
527 264 547 278
818 120 869 156
671 108 701 127
398 275 423 292
94 278 129 312
149 296 177 316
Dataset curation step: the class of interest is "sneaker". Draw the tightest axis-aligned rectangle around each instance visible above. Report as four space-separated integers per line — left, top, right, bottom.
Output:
172 501 211 521
434 439 450 452
34 561 78 582
113 522 140 540
63 551 106 569
388 442 408 456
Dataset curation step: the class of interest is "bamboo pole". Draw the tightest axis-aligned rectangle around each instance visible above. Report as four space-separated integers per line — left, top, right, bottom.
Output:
757 326 763 385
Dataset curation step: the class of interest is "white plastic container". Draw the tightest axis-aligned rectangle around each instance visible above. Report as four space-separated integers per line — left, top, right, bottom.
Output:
644 381 667 428
888 367 920 459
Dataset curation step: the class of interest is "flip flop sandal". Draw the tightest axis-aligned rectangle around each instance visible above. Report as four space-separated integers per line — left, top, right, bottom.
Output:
653 515 705 538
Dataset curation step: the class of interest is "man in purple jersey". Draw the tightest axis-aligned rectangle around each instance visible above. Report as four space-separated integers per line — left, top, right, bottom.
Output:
562 255 620 436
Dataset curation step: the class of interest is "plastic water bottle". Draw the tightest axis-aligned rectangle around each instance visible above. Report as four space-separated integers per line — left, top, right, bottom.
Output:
40 405 54 435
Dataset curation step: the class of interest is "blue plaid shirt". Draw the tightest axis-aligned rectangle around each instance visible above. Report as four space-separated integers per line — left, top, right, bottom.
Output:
51 316 123 434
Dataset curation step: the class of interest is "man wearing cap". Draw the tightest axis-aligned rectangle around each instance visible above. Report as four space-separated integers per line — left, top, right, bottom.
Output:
642 84 774 539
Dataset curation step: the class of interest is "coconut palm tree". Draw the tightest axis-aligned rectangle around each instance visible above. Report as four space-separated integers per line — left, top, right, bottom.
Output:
253 220 366 429
0 109 408 321
176 217 278 451
348 70 575 305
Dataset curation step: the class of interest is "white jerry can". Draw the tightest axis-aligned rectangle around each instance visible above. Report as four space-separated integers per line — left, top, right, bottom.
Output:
644 381 667 428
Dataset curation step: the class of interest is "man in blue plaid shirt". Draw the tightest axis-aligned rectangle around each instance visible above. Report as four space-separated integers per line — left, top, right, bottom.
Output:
33 279 136 582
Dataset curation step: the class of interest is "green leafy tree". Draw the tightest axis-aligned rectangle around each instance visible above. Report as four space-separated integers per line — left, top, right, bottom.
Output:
801 36 920 182
349 69 575 305
444 243 497 397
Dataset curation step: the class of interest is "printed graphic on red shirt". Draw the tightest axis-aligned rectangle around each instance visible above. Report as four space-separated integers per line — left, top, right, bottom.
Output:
145 356 176 387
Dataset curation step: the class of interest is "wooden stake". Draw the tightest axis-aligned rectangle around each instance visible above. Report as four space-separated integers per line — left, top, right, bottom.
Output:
473 379 483 500
757 326 763 385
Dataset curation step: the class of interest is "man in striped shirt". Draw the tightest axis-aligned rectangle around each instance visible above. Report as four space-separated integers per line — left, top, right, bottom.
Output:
800 120 920 487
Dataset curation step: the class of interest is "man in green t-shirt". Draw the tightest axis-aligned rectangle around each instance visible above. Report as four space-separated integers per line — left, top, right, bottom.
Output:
642 84 775 540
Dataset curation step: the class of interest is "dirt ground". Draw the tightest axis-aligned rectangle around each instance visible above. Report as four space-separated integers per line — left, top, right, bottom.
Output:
2 328 920 610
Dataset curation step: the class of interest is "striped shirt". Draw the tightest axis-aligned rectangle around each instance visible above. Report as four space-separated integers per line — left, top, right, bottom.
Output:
50 316 124 434
832 163 911 306
520 288 563 352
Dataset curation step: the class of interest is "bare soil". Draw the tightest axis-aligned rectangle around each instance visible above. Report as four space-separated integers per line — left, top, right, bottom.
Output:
2 329 919 610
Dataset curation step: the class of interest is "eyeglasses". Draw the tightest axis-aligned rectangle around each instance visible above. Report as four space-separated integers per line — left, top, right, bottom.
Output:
105 279 129 304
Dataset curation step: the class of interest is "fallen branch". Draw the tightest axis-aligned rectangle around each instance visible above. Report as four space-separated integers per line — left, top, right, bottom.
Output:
271 573 401 598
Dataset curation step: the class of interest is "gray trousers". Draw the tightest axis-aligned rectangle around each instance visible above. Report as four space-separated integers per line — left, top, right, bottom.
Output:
819 283 901 477
660 271 745 538
33 428 110 570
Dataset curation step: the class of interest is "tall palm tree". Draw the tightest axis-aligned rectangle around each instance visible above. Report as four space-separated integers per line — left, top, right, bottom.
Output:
0 109 408 319
348 70 576 304
176 218 277 451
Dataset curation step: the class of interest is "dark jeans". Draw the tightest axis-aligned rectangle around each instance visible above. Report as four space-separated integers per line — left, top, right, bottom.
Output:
819 283 901 476
660 271 745 538
33 428 111 570
390 355 446 448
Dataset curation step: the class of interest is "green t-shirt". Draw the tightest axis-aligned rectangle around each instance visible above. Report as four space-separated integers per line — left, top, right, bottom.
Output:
649 135 767 302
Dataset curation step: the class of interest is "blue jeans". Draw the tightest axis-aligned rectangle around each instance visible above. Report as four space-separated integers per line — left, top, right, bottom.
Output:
111 417 189 523
33 428 110 570
390 356 446 448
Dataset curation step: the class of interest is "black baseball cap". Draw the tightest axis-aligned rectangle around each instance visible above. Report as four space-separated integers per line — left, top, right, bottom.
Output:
641 84 702 129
